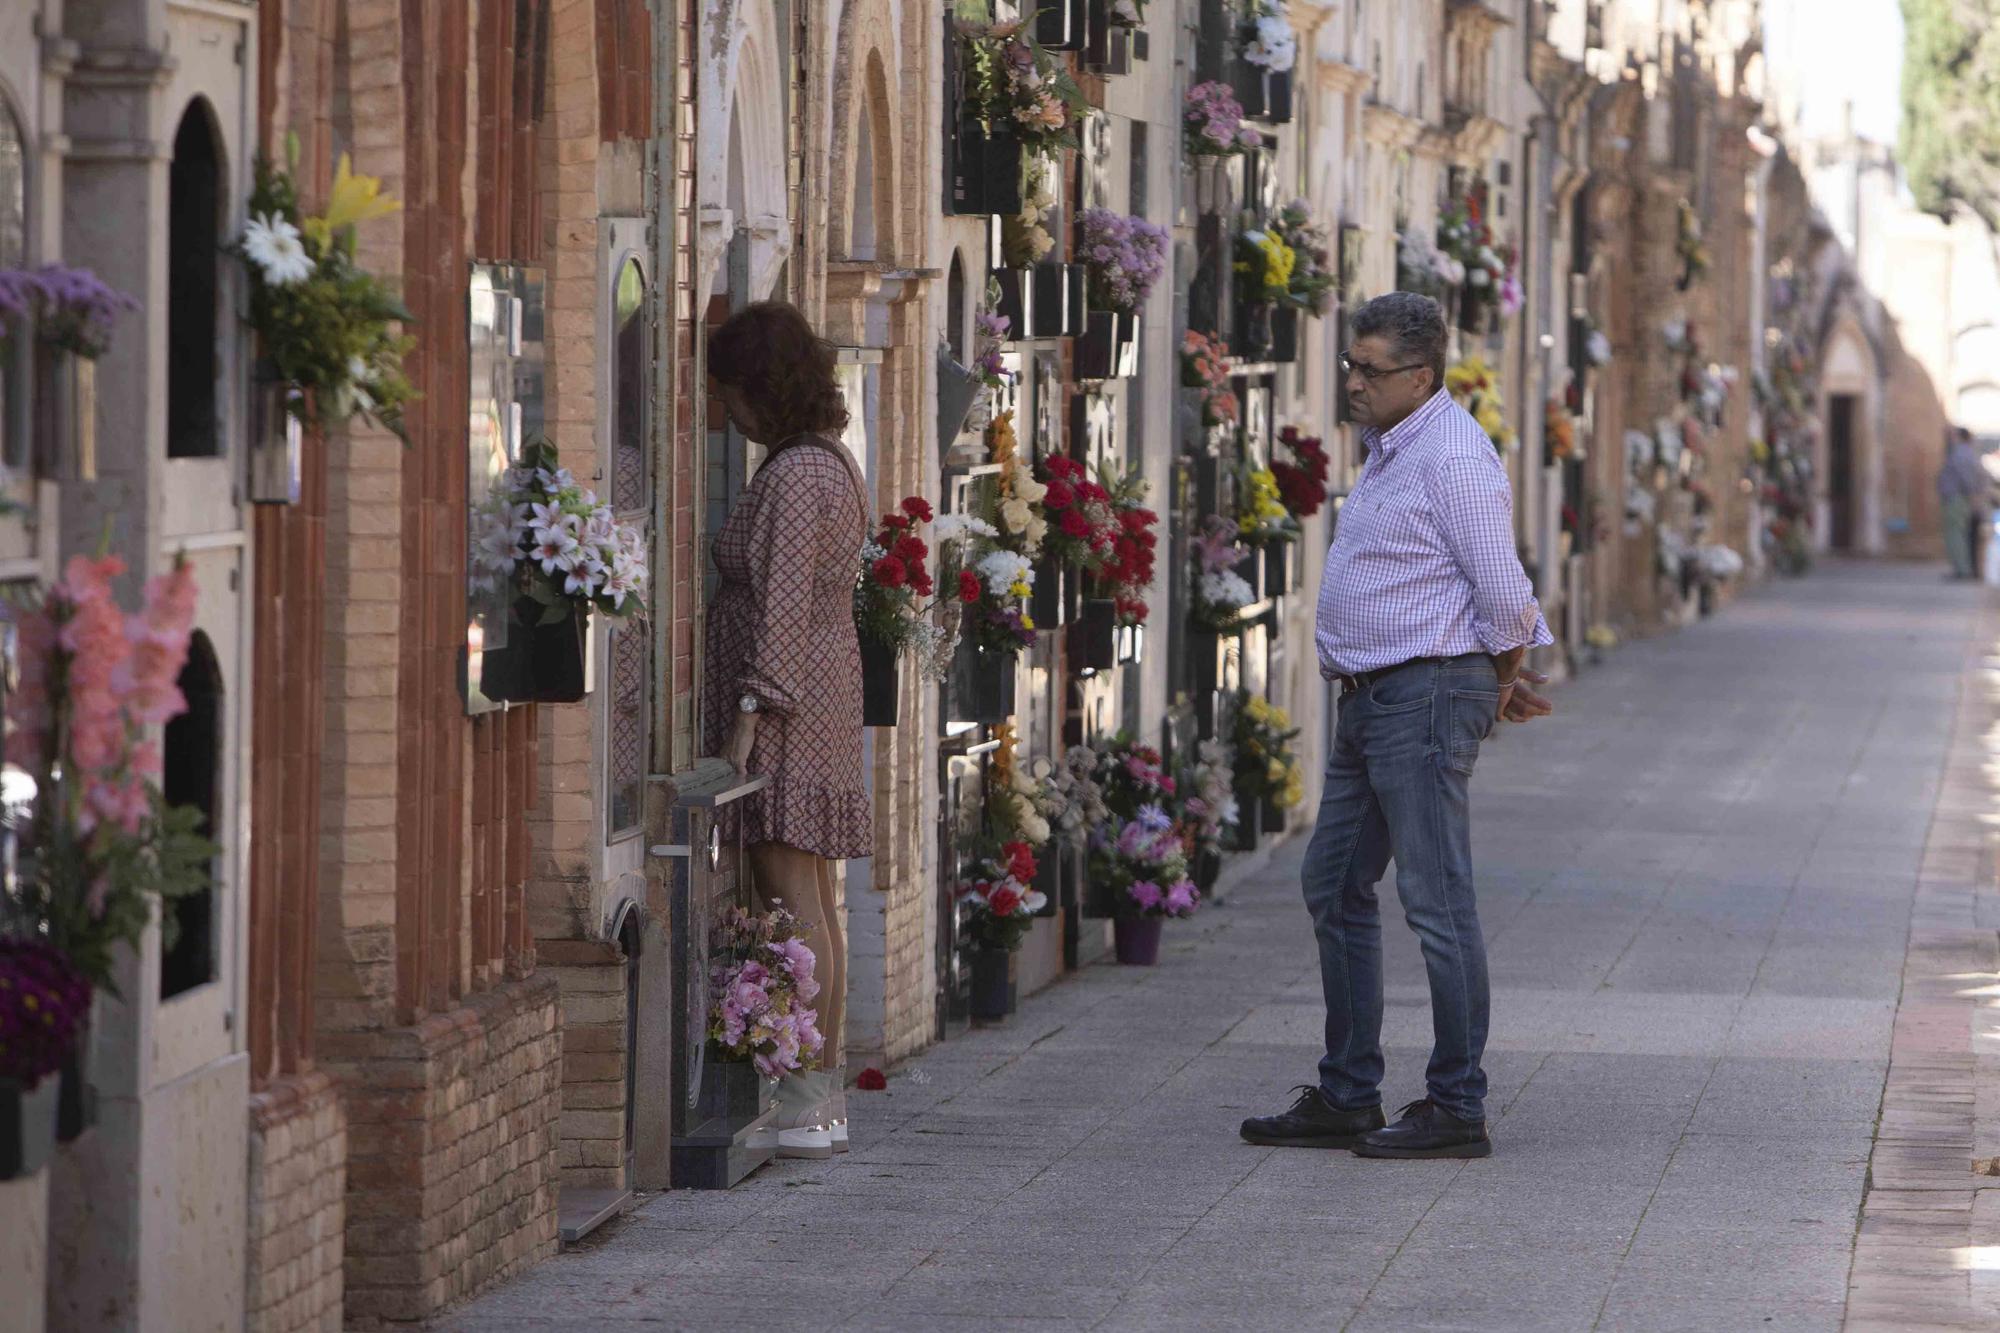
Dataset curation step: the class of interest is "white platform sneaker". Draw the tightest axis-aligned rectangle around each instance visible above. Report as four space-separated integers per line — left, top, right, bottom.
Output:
774 1070 834 1160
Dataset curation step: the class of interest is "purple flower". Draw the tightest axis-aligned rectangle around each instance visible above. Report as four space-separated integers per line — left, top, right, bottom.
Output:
1128 879 1164 911
0 264 139 359
1164 880 1199 917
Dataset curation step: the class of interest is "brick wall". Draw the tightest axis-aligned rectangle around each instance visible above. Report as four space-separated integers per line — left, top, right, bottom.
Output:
540 939 629 1190
246 1074 346 1333
329 975 561 1323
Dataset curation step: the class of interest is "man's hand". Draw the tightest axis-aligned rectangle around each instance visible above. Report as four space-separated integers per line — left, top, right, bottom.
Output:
1500 668 1554 724
724 713 758 779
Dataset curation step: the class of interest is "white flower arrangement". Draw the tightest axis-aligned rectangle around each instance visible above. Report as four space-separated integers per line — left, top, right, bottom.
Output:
976 549 1037 599
933 513 999 545
475 440 647 619
1242 7 1297 72
1199 568 1256 613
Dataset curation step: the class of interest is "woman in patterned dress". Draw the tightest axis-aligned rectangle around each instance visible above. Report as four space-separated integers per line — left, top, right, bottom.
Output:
706 302 872 1158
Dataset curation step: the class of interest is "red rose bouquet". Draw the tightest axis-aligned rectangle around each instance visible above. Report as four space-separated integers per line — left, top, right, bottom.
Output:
958 839 1047 952
1271 426 1330 520
1037 455 1119 572
1089 468 1158 628
855 495 951 676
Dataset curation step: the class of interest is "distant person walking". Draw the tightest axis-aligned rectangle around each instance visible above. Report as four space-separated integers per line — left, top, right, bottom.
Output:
1241 293 1553 1161
1938 426 1991 580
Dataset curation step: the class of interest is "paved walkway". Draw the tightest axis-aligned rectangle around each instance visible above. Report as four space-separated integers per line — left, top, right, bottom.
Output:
444 563 2000 1331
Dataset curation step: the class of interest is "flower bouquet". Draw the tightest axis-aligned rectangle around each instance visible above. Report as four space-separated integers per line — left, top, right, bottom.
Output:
1675 198 1710 290
1185 81 1262 158
1438 195 1519 327
1446 356 1514 452
0 265 137 359
1397 222 1464 296
856 496 949 725
0 938 92 1178
1038 455 1118 574
1190 517 1256 632
472 439 647 703
1268 200 1336 316
1271 426 1330 521
1238 466 1298 547
1234 224 1297 304
236 137 414 440
959 22 1090 158
707 906 824 1082
1090 468 1159 632
958 840 1047 954
3 554 216 996
1545 401 1577 462
1178 738 1240 887
1091 799 1198 965
1239 1 1297 72
1230 691 1304 829
1181 329 1238 429
1001 155 1060 269
1075 209 1169 315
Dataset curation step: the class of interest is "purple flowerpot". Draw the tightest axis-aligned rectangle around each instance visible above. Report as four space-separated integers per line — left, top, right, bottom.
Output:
1113 915 1163 966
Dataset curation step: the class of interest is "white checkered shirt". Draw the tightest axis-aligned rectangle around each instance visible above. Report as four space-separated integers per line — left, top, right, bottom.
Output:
1314 388 1553 677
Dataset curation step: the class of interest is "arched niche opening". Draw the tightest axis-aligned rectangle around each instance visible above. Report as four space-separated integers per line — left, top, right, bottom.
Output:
946 251 967 364
168 99 227 460
162 629 223 998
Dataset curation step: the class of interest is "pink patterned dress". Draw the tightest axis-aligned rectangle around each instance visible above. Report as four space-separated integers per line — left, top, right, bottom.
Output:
703 437 874 859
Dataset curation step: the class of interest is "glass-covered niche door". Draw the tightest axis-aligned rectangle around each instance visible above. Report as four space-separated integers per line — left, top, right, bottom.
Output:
464 262 549 714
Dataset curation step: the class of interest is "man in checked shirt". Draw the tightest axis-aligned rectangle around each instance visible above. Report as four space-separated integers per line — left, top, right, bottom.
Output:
1241 292 1554 1159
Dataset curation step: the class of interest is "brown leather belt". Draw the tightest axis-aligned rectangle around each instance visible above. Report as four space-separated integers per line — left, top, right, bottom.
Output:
1334 656 1450 695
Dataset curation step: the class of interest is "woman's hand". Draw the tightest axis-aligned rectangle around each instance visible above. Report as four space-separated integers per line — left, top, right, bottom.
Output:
724 713 759 779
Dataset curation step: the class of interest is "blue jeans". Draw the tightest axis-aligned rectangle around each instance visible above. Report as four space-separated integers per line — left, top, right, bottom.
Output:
1301 654 1500 1122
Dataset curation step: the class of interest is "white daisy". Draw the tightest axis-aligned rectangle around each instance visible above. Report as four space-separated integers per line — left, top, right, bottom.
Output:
242 212 314 286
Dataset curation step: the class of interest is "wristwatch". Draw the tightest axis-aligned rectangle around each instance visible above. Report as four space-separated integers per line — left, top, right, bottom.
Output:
737 693 761 715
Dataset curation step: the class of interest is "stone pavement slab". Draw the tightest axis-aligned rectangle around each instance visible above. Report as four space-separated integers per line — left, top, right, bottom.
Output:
438 565 2000 1331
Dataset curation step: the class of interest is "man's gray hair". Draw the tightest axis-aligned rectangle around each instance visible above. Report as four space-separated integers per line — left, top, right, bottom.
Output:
1352 292 1448 391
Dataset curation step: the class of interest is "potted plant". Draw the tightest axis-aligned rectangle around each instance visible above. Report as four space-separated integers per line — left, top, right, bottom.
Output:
855 496 944 727
235 137 415 509
471 439 648 704
1183 80 1262 160
705 905 824 1118
1437 194 1521 333
1073 209 1167 379
1034 454 1117 630
3 554 217 1142
0 939 91 1180
937 462 1034 725
957 22 1090 161
1230 690 1304 837
1078 469 1158 670
957 840 1045 1021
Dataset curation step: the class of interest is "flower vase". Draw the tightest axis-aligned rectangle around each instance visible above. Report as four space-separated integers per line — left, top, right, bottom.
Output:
249 363 305 505
1067 598 1117 672
860 633 900 727
37 347 97 483
56 1017 96 1143
1193 847 1222 894
1268 307 1300 365
481 596 588 705
1115 621 1144 666
0 1077 59 1181
1236 301 1274 361
947 638 1016 725
1030 563 1079 630
1113 915 1163 967
1262 796 1289 835
1262 541 1294 599
948 122 1025 217
968 948 1016 1022
695 1057 771 1124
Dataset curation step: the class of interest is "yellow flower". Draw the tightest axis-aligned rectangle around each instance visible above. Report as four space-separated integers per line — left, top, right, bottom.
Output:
988 410 1018 468
306 153 401 250
1021 612 1036 630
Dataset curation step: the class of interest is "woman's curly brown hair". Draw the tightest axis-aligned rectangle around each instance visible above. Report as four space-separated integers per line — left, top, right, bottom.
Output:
708 301 850 442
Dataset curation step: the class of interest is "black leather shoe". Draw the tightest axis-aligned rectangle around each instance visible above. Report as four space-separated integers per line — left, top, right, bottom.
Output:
1240 1086 1386 1148
1352 1098 1491 1159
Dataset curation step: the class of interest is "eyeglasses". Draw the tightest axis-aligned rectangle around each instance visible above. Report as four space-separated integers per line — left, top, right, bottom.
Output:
1340 351 1426 382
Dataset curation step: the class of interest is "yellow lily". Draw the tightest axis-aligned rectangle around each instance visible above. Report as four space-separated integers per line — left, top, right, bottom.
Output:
307 153 401 249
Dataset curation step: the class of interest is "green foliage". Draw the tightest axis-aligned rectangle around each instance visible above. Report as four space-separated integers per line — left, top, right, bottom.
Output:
1900 0 2000 227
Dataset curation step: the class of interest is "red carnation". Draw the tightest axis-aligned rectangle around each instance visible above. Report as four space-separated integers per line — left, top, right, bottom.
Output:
871 556 908 588
986 883 1024 917
911 571 935 598
1004 841 1038 883
893 535 928 564
1078 481 1109 504
1043 479 1075 511
1060 509 1090 539
958 570 982 603
882 513 909 531
901 495 933 522
855 1067 888 1091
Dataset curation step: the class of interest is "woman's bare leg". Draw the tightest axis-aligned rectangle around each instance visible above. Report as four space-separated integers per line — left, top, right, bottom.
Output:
747 841 843 1063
